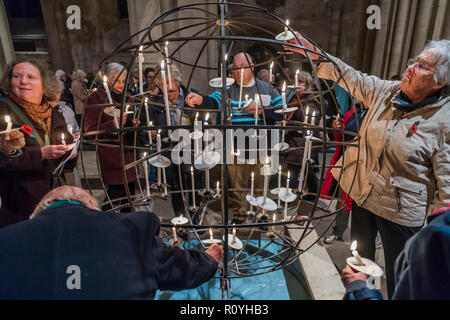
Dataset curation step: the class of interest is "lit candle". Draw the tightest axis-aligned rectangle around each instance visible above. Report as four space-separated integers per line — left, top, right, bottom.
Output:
61 133 66 146
160 60 172 137
5 115 12 132
232 224 236 244
284 19 289 35
298 131 311 192
295 69 299 87
351 241 365 266
172 227 178 242
165 42 173 90
282 81 287 110
142 152 150 198
144 97 152 145
269 61 274 84
284 171 290 220
139 46 144 94
191 166 196 209
238 67 244 109
68 125 73 135
157 130 162 187
102 76 113 105
216 181 220 195
220 54 228 80
304 106 310 124
209 228 214 243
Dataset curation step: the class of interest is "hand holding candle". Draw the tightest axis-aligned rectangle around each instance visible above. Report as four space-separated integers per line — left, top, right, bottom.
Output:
350 241 365 266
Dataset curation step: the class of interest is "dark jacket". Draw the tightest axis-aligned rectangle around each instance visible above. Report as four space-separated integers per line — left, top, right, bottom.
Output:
84 87 137 185
0 98 73 228
0 204 218 299
344 207 450 300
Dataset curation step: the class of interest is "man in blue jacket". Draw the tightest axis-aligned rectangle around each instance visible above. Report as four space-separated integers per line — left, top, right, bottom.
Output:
342 205 450 300
0 186 223 299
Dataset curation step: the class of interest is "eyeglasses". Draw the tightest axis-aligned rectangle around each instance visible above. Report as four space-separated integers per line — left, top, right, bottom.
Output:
407 58 435 74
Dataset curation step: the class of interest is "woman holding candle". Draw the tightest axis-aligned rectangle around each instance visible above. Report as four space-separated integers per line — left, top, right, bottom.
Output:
84 63 138 212
0 58 75 228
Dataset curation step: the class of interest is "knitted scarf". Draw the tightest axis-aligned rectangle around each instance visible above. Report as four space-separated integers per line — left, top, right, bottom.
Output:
8 91 56 135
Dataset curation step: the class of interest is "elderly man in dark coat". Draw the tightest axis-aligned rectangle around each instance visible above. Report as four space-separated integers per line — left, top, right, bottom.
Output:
0 186 223 299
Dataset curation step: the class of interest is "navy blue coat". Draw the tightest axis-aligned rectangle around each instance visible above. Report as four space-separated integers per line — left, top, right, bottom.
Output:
0 204 218 299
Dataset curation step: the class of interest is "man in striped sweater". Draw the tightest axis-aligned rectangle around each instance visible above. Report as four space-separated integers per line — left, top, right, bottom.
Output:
185 53 283 223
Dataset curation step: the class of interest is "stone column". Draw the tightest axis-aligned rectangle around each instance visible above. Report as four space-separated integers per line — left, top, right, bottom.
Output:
0 0 14 76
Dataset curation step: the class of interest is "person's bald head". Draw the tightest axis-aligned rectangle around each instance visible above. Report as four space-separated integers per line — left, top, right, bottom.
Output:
232 53 255 86
30 186 100 218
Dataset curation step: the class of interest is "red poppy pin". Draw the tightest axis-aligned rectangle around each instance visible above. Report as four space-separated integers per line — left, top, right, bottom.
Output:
407 121 420 138
21 125 36 138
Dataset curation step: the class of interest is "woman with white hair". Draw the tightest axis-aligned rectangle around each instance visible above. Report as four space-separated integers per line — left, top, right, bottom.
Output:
285 36 449 298
84 63 137 212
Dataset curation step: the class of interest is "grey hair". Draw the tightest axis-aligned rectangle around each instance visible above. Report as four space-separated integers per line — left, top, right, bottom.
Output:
71 69 87 82
55 69 65 80
103 63 127 87
154 63 182 88
422 40 450 85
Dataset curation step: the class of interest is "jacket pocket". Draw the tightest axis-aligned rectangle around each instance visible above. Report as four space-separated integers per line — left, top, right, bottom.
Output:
390 176 427 217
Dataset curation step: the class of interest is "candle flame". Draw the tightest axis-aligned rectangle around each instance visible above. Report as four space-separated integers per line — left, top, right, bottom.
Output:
286 19 290 27
251 171 254 178
195 112 199 120
209 228 213 238
61 133 65 140
144 97 148 104
296 69 300 75
157 129 161 134
139 45 143 51
205 113 209 122
224 54 228 61
288 171 290 179
306 106 309 115
5 115 11 123
103 76 107 83
143 152 147 158
279 165 281 171
282 81 286 92
307 130 311 136
270 61 274 69
351 240 357 251
191 166 194 173
165 41 168 47
161 60 165 69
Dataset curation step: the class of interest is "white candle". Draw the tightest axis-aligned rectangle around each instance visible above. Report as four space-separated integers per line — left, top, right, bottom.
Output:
61 133 66 146
311 111 316 125
5 115 12 132
298 131 311 192
157 131 162 186
191 166 196 209
295 69 299 87
284 171 290 220
103 76 113 105
304 106 310 124
250 171 254 197
216 181 220 195
165 42 173 90
144 97 152 144
163 167 168 197
160 60 172 137
281 120 286 149
139 46 144 94
351 241 365 265
254 94 260 126
263 157 270 201
238 68 244 108
269 61 274 83
172 227 178 242
277 166 282 190
143 152 150 198
284 19 289 35
272 213 277 232
282 81 287 110
232 224 236 244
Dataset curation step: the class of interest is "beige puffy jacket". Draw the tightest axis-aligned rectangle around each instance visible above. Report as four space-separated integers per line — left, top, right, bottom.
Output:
71 80 88 115
318 55 450 227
